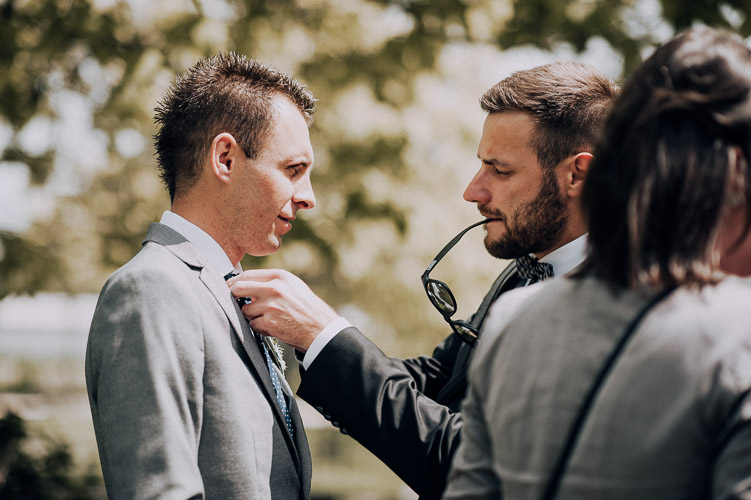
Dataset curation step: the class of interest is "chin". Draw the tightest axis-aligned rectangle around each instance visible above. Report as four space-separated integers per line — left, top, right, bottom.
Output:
248 239 282 257
268 236 284 254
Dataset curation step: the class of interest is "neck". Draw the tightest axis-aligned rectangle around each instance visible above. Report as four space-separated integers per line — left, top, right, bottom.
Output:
534 226 586 260
171 197 242 266
719 230 751 277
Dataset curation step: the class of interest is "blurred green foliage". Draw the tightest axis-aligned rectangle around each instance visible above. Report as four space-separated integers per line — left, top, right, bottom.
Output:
1 0 749 342
2 1 749 498
0 412 104 499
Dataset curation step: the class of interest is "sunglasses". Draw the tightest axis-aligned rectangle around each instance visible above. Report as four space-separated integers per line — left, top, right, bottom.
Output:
421 219 495 346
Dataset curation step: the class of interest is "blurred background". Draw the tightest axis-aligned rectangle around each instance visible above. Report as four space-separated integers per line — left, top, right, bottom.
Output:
0 0 748 498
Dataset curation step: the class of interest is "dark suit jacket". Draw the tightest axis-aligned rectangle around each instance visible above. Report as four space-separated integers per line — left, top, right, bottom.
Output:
86 223 311 499
297 262 522 499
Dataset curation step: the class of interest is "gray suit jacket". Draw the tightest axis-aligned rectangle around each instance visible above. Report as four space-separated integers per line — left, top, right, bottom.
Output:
445 276 751 500
86 223 311 499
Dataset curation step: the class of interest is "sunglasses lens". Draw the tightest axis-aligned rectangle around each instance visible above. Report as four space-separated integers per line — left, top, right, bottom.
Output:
452 322 478 345
426 281 457 315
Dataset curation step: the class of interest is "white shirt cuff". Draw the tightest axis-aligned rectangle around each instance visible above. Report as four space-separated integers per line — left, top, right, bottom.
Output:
302 316 352 370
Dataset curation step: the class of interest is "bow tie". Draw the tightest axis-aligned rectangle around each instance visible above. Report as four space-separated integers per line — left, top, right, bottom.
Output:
515 255 554 283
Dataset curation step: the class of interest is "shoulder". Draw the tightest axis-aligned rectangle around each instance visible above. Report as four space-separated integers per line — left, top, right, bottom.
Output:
472 280 554 376
88 244 209 363
656 279 751 337
647 280 751 427
469 277 631 382
654 279 751 365
478 278 569 352
91 242 207 336
101 242 196 295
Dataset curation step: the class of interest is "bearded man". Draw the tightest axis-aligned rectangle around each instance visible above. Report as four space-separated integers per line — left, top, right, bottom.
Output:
228 62 618 499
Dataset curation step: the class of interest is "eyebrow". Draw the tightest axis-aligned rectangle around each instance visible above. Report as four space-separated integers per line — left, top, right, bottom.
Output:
477 154 510 168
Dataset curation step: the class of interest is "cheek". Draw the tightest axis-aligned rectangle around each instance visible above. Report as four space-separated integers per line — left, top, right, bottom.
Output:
255 179 289 210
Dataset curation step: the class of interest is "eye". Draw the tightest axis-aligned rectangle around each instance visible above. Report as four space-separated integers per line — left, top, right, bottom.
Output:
482 160 510 176
287 164 306 177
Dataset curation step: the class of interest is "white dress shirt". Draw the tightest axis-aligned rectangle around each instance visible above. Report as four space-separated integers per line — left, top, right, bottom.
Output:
537 233 587 277
159 211 241 278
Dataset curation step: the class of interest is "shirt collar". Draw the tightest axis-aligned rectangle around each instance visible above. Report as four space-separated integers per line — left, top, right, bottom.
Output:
159 210 241 277
537 233 588 276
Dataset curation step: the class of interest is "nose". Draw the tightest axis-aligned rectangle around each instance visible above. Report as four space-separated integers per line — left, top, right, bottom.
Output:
293 174 316 210
463 168 489 205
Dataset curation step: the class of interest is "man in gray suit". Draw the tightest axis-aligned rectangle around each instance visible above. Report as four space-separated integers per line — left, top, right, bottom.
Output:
86 53 318 499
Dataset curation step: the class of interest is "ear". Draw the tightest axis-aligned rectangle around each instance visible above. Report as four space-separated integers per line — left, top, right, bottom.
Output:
564 152 593 198
726 146 747 208
210 132 243 184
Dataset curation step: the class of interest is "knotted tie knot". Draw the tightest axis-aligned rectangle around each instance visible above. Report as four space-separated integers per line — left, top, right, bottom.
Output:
515 255 554 283
224 272 252 307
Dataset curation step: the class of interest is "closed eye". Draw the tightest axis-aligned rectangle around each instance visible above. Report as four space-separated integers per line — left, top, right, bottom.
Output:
287 163 308 177
481 156 512 176
483 160 511 176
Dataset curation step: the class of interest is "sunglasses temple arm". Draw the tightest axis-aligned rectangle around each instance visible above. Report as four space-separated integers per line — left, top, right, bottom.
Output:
426 219 492 272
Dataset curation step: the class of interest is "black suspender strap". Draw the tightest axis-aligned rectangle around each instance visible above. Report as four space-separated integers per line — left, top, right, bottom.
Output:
540 285 677 500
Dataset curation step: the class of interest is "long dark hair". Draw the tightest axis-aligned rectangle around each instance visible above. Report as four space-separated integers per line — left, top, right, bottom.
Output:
582 26 751 289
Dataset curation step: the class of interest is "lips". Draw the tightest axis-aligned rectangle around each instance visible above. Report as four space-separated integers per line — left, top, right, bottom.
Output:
478 206 503 221
277 216 293 235
481 213 503 222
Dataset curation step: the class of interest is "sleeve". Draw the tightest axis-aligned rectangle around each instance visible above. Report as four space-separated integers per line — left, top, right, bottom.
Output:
442 336 503 500
710 346 751 500
85 266 206 500
297 327 462 499
712 392 751 499
400 331 464 400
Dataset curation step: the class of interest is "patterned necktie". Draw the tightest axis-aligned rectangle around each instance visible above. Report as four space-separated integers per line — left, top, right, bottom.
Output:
515 254 554 283
224 272 294 438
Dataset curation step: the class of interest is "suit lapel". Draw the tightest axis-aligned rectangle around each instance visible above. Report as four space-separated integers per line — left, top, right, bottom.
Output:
287 395 312 495
144 223 307 485
200 267 280 402
437 261 523 404
199 266 306 472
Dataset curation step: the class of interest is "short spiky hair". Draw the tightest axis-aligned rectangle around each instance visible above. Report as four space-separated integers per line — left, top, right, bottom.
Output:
153 53 317 201
481 61 617 171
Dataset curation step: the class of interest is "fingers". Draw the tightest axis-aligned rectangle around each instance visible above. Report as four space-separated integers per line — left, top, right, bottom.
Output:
226 268 292 287
229 279 274 302
228 270 285 300
225 269 337 351
226 269 304 302
241 300 317 352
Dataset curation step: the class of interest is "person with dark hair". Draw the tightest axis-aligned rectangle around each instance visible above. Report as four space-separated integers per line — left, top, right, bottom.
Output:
445 26 751 499
86 53 317 499
227 61 617 498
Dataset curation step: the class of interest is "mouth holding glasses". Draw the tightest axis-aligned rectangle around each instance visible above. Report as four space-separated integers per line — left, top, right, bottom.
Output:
421 219 498 346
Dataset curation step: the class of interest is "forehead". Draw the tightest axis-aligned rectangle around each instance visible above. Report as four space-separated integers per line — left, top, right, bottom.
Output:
477 111 539 164
258 95 314 163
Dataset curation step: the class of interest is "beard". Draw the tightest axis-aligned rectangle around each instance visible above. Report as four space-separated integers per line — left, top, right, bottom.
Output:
484 169 568 259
